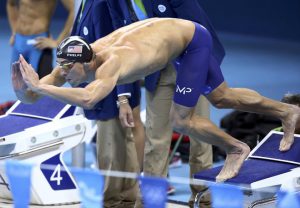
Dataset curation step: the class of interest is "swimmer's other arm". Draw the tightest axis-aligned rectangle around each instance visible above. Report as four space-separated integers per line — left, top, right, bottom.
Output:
34 78 117 109
12 61 65 104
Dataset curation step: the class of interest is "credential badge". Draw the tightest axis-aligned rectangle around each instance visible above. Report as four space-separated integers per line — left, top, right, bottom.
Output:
83 26 89 36
158 4 166 13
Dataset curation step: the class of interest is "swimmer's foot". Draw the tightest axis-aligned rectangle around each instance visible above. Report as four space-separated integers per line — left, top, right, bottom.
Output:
216 143 250 183
279 106 300 151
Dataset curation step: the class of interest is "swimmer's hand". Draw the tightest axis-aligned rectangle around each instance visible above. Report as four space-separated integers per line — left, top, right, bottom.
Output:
34 36 58 50
19 55 40 92
12 59 39 103
12 61 27 92
119 99 135 128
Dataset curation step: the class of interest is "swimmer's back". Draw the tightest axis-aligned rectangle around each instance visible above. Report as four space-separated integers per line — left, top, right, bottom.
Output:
92 18 195 76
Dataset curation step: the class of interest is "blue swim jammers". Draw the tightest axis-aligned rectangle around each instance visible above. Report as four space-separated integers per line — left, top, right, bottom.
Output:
173 22 224 107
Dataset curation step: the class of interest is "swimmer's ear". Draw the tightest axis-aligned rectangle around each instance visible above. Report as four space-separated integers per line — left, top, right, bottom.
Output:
87 53 97 67
83 63 88 71
92 52 96 60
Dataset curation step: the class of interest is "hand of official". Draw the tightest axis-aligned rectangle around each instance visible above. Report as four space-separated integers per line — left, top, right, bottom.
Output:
34 36 58 49
118 97 135 128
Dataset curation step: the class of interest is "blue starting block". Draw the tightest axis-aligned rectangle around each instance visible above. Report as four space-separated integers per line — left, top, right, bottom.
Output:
194 131 300 189
194 131 300 207
0 97 97 205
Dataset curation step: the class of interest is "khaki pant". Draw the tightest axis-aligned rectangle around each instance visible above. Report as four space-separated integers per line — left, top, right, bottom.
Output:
144 64 212 206
97 119 140 208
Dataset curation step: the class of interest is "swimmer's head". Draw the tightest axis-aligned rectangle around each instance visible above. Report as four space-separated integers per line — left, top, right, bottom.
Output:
56 36 93 87
56 36 93 63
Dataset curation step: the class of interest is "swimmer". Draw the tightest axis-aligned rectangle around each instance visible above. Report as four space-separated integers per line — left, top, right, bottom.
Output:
13 18 300 182
7 0 74 75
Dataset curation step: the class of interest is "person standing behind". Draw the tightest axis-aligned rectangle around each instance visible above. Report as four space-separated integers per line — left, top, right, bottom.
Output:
7 0 74 77
71 0 144 207
106 0 225 207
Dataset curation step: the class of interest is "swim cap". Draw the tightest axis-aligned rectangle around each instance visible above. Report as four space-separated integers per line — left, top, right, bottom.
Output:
56 36 93 63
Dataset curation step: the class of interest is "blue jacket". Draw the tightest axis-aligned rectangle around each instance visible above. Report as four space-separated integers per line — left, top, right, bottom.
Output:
71 0 140 120
106 0 225 92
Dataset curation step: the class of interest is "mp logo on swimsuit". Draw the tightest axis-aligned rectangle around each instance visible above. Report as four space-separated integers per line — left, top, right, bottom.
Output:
176 85 193 94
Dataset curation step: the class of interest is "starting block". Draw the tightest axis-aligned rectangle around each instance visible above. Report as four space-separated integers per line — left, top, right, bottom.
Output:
0 97 97 205
194 131 300 207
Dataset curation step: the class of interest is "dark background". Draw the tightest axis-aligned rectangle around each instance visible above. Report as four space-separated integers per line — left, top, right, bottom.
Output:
198 0 300 41
1 0 300 41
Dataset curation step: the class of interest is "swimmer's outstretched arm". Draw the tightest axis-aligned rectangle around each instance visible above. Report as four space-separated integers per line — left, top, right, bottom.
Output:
19 54 119 109
12 61 35 103
12 56 66 103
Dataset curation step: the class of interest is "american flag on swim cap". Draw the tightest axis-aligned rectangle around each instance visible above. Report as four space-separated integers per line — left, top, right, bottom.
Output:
67 45 83 53
57 36 93 63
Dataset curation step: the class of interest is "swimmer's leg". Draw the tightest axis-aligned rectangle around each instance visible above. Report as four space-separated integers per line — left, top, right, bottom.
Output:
170 103 250 182
207 82 300 152
172 23 250 182
29 46 43 72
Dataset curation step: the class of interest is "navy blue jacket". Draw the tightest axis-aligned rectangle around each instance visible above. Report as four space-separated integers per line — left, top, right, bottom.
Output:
106 0 225 92
71 0 140 120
